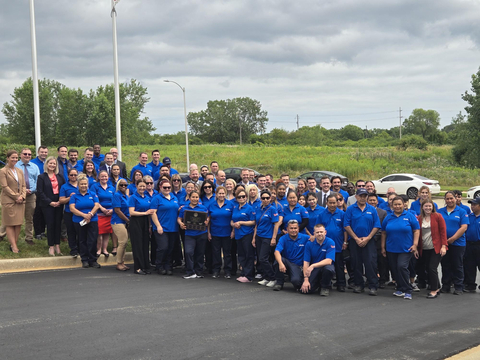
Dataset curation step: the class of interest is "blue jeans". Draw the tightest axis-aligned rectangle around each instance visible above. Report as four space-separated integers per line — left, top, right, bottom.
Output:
184 233 207 276
155 231 177 270
274 257 303 289
387 252 412 294
237 233 255 280
350 238 379 289
211 236 232 274
304 264 335 293
256 236 276 281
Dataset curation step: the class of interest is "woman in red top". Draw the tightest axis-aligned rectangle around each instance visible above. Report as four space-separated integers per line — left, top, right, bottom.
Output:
417 199 447 298
37 156 66 256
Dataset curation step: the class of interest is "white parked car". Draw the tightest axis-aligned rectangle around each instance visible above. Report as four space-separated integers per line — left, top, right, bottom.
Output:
467 186 480 199
372 173 441 199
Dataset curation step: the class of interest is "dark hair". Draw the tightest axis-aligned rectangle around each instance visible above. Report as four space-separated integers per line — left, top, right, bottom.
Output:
6 150 18 158
38 145 48 151
327 193 337 201
453 189 462 197
57 145 67 152
82 159 97 179
365 181 375 187
306 177 316 183
210 161 218 166
444 190 456 199
152 149 160 155
392 196 405 205
132 169 144 180
109 164 121 184
400 194 409 203
260 189 271 197
200 180 216 199
320 175 330 182
234 184 246 193
68 148 78 155
367 193 378 199
355 179 365 186
67 167 78 175
307 192 317 200
330 175 342 184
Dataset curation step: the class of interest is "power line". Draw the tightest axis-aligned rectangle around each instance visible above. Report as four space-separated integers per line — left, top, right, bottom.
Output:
268 117 398 124
268 110 398 117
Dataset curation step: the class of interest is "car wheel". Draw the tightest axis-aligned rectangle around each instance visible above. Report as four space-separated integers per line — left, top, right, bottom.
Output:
475 191 480 199
407 187 418 199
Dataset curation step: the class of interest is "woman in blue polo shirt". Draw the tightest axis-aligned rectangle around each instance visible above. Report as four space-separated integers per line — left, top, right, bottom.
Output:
144 174 159 267
109 164 124 188
82 160 97 188
91 170 116 257
410 186 438 215
59 168 79 257
178 181 197 208
171 174 186 199
276 182 288 209
178 191 209 279
69 174 100 268
253 189 279 287
305 192 324 238
126 170 144 196
151 179 179 275
208 186 234 279
438 191 469 294
111 179 130 271
247 184 261 212
381 196 420 300
281 191 308 234
170 173 185 268
231 188 256 283
128 179 154 275
200 180 216 209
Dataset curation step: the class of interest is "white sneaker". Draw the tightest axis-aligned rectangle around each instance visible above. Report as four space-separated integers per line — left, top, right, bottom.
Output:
258 279 269 286
255 274 263 279
266 280 277 288
183 274 197 279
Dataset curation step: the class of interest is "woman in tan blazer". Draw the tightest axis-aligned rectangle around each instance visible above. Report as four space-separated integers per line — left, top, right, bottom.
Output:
0 150 26 253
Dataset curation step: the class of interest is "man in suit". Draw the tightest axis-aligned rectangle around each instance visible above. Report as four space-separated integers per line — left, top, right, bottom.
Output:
98 152 115 177
317 176 333 207
106 148 127 179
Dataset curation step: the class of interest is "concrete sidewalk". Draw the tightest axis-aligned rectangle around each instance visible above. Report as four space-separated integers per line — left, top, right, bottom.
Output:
0 252 133 273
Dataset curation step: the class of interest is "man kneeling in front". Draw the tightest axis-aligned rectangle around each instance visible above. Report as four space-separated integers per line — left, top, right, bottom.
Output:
273 219 310 291
300 224 336 296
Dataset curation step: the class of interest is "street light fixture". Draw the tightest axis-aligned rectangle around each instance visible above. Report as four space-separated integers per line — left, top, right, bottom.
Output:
164 80 190 170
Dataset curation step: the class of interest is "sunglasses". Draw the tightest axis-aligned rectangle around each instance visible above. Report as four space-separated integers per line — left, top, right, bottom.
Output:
69 174 77 176
172 179 181 182
204 186 212 189
162 186 171 190
145 182 153 185
337 198 344 202
22 153 32 156
237 195 246 199
261 196 270 200
118 184 128 187
357 185 365 188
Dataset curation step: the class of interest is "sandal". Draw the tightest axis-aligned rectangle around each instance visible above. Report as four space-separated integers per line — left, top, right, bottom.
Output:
111 248 117 256
101 251 110 257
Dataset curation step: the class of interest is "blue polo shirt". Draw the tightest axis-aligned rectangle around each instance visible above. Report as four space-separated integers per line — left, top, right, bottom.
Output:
77 158 100 172
304 237 336 264
410 199 438 215
275 202 285 235
379 202 390 211
148 161 162 180
109 176 126 188
282 203 308 230
275 233 310 266
377 196 386 206
201 194 216 210
130 163 152 181
316 208 345 253
128 191 152 212
231 203 255 240
69 190 99 223
458 203 472 215
127 183 137 196
303 189 319 197
277 195 288 209
381 210 420 253
438 206 469 246
178 203 208 236
255 204 279 238
338 189 349 202
150 193 179 232
145 189 159 199
90 182 115 210
208 200 234 237
306 205 324 235
170 168 179 175
60 182 79 213
86 175 96 188
249 198 262 212
344 203 381 238
92 154 105 167
111 191 130 224
173 188 186 200
30 157 45 173
466 213 480 242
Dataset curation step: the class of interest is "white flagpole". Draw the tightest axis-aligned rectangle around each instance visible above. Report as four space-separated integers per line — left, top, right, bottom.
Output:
29 0 41 150
111 0 122 160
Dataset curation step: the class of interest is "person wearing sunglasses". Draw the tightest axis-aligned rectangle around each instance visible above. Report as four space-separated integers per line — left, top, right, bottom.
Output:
208 186 234 278
231 188 256 283
200 180 216 274
111 179 130 271
253 189 280 287
346 180 366 207
171 174 186 199
150 179 180 275
143 175 158 266
59 168 80 257
171 173 186 267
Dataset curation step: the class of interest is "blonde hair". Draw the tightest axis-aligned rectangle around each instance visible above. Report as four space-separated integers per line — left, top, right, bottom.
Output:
43 156 59 174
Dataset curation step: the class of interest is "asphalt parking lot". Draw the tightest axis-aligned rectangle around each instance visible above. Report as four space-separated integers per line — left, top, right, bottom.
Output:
1 267 480 360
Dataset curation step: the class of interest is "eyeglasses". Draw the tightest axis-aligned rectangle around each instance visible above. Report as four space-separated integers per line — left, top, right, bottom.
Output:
145 182 153 185
204 186 212 189
162 186 171 190
22 153 32 156
237 195 246 199
357 185 365 188
337 198 344 202
118 184 128 187
261 196 270 200
172 179 181 182
69 174 77 177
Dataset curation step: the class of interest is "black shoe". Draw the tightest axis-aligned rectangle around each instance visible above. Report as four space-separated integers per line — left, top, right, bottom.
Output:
71 252 79 258
82 261 90 268
166 270 173 275
158 269 167 275
353 286 364 293
440 287 450 293
463 287 476 293
144 270 151 274
453 289 463 295
136 269 147 275
337 286 346 292
369 288 378 296
89 262 101 268
378 282 386 289
273 284 283 291
212 272 220 279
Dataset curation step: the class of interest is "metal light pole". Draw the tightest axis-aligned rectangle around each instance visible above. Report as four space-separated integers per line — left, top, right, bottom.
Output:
111 0 122 160
164 80 190 170
29 0 41 150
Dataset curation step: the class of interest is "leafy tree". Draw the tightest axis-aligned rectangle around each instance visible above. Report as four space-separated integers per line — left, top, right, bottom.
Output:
402 108 440 141
187 97 268 144
341 124 364 141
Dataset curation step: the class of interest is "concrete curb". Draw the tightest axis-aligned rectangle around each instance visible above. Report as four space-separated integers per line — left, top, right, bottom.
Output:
448 345 480 359
0 252 133 273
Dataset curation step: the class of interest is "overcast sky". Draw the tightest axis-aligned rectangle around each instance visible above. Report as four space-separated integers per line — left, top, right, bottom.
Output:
1 0 479 135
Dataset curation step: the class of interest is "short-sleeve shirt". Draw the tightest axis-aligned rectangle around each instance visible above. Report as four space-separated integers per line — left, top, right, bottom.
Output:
466 213 480 242
306 205 324 235
150 193 179 232
130 163 152 181
111 191 130 225
255 204 279 238
282 203 308 230
344 203 381 238
69 190 99 223
231 203 256 240
316 208 345 253
90 182 115 210
60 182 78 213
275 233 310 266
128 191 152 213
437 206 469 246
178 203 208 236
208 200 234 237
381 210 420 253
304 237 336 264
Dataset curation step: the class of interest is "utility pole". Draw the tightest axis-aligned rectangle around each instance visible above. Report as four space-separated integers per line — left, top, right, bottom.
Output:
296 114 299 130
399 107 403 139
238 111 242 145
29 0 41 150
365 126 367 139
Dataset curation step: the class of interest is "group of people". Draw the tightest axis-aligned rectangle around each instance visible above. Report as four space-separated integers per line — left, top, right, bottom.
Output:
1 146 479 300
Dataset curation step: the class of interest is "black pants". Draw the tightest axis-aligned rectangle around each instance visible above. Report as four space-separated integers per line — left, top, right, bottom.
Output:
387 252 413 294
334 252 347 287
256 236 275 281
274 257 303 289
237 233 255 280
350 239 379 290
172 231 184 266
211 236 232 274
63 212 78 255
41 205 63 247
75 221 98 264
184 233 207 276
155 231 177 271
304 265 335 293
231 237 238 274
464 241 480 289
375 238 390 283
420 249 442 291
441 245 466 291
149 231 157 266
129 216 150 272
33 200 46 236
204 240 213 273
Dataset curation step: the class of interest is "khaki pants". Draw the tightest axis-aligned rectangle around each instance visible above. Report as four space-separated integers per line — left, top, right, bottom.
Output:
24 194 36 241
111 223 128 264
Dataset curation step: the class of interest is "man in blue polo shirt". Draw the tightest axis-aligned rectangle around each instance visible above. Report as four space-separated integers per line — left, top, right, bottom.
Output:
316 194 347 292
130 152 152 181
464 198 480 292
331 176 348 202
455 190 472 215
300 224 336 296
77 147 99 172
148 149 162 180
344 188 381 295
92 144 105 168
273 219 310 291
